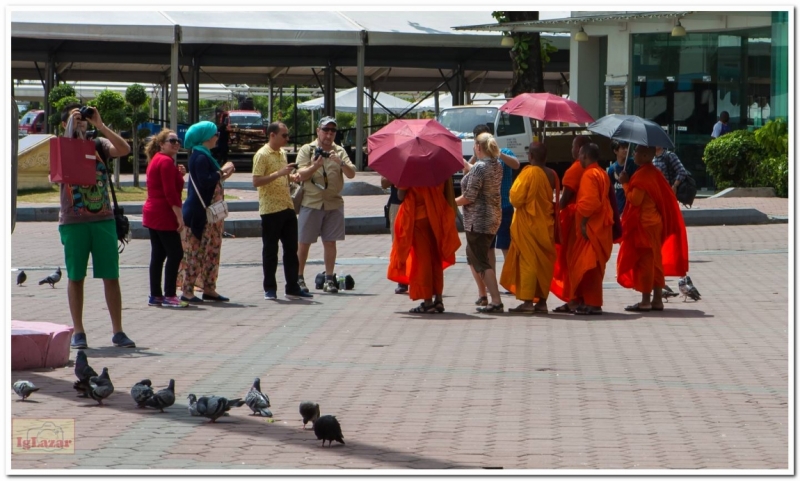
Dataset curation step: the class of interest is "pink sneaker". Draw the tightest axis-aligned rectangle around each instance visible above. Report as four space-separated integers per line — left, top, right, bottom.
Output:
162 296 189 308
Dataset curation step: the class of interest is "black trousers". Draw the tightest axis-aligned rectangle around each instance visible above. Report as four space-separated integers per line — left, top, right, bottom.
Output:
261 208 301 294
148 228 184 298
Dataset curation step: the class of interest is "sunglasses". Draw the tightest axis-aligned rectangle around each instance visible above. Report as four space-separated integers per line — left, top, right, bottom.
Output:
167 138 181 145
319 127 337 133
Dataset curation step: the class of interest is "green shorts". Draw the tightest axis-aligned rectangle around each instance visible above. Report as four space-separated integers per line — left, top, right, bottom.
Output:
58 219 120 281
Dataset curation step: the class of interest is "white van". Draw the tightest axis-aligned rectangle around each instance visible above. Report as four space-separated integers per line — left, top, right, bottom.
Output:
437 105 534 161
437 105 534 193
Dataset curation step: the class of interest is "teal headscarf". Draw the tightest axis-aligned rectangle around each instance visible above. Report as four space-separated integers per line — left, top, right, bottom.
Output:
184 121 221 170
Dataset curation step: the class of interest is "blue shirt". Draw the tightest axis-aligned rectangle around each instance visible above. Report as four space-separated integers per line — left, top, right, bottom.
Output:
607 160 638 214
499 148 516 210
711 121 731 138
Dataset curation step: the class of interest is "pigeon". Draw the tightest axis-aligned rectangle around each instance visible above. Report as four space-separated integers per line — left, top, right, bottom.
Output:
73 350 98 398
245 377 272 417
299 401 320 429
678 276 701 302
662 285 679 302
38 267 62 288
16 270 26 286
130 379 154 408
187 394 201 416
144 379 176 413
313 414 345 447
195 396 245 423
87 367 114 405
13 380 39 400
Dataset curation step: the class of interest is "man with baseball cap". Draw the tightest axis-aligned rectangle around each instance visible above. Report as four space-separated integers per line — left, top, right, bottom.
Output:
294 116 356 293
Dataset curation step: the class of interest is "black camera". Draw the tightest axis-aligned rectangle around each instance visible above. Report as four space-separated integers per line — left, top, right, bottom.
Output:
79 106 96 120
314 147 330 158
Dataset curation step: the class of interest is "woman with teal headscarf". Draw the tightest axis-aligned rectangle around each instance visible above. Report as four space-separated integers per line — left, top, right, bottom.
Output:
178 121 236 303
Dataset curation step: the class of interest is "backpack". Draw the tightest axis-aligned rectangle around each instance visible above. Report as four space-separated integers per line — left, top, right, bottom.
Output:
676 173 698 208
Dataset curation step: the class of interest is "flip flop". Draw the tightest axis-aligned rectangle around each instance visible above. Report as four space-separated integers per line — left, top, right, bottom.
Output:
575 307 603 315
552 303 574 313
508 306 537 314
624 303 651 312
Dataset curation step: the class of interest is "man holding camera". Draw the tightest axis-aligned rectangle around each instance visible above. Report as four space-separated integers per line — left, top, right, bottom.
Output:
59 103 136 349
294 117 356 293
252 122 313 301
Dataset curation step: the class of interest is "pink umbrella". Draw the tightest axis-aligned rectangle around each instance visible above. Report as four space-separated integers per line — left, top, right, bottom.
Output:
499 93 595 124
368 119 464 188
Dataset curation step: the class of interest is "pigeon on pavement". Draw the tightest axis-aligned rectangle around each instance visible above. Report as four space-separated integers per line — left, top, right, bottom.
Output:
245 378 272 417
195 396 245 423
88 367 114 406
678 276 701 302
662 285 679 302
38 267 62 288
144 379 176 413
131 380 154 408
13 380 39 400
299 401 320 429
187 394 201 416
16 270 26 286
313 414 345 447
73 351 98 398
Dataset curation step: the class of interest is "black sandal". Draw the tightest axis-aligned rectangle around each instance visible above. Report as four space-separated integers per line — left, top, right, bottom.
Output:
433 302 445 313
475 296 488 306
409 302 436 313
552 303 574 313
477 303 504 313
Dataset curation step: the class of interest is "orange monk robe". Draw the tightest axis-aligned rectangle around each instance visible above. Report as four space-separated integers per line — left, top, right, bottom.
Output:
550 160 584 302
500 166 556 301
616 163 689 292
568 163 614 307
387 184 461 301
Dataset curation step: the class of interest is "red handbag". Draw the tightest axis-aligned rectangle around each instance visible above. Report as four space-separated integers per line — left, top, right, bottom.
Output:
49 136 98 186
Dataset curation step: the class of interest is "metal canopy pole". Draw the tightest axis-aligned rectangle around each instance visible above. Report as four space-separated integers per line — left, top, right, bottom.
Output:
434 90 440 118
267 76 273 123
44 55 55 134
170 26 181 133
190 55 200 124
293 84 298 152
161 80 168 128
355 35 366 171
324 61 336 118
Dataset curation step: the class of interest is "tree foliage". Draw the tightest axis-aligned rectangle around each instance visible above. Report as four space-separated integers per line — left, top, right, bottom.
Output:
47 84 78 129
492 11 549 95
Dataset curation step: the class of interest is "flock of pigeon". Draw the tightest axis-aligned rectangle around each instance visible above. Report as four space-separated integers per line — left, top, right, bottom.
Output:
13 351 345 447
15 267 62 288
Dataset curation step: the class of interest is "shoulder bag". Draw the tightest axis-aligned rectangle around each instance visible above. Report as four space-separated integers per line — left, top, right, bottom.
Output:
189 172 229 223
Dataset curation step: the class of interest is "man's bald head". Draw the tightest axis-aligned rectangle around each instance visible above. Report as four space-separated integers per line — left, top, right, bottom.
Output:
529 141 547 164
571 135 592 159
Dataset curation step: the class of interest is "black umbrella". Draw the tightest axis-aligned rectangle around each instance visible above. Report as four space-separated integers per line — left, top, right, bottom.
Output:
588 114 675 149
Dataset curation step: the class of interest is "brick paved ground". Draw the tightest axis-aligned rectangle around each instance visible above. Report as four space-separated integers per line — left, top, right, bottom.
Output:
9 215 789 471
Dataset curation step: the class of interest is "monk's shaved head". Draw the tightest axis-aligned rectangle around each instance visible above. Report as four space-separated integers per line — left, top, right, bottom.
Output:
529 141 547 164
572 135 592 159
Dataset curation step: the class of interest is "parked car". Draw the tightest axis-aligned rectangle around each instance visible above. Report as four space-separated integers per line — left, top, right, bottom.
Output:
18 109 45 137
227 110 267 153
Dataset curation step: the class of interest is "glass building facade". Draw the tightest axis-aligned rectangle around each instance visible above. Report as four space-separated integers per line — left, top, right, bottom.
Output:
630 14 788 188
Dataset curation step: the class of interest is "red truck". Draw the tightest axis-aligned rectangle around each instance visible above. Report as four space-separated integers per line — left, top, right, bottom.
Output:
18 109 45 137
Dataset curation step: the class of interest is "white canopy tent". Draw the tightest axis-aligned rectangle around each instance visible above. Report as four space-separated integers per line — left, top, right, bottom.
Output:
12 80 235 103
298 87 425 115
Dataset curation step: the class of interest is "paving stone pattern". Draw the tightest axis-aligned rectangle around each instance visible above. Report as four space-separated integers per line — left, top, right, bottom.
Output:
10 217 789 470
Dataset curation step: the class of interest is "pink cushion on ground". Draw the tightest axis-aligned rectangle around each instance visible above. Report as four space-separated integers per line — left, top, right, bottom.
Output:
11 320 73 370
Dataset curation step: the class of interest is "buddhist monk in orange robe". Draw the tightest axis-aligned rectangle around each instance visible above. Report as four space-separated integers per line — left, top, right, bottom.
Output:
569 143 614 315
551 136 591 313
387 179 461 314
501 142 558 313
617 145 689 311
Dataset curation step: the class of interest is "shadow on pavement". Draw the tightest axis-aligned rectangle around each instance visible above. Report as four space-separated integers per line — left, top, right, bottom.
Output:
11 372 471 469
81 346 164 359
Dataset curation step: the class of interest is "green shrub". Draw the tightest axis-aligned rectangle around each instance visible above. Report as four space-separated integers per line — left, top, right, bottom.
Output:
702 130 764 189
754 118 788 157
758 155 789 198
754 119 789 198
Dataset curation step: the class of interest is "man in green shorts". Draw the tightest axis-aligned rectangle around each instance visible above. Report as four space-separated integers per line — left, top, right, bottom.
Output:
58 103 136 349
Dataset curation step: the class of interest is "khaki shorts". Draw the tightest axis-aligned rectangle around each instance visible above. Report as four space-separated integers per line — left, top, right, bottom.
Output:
298 205 345 244
465 231 495 273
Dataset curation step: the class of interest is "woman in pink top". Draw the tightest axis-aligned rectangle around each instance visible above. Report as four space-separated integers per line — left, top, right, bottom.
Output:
143 130 188 308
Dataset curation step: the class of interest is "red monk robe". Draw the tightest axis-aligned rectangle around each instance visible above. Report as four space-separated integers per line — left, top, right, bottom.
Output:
550 160 583 302
568 163 613 308
616 163 689 292
387 183 461 302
